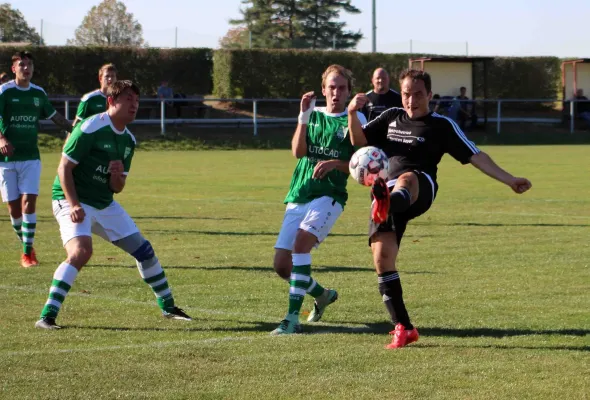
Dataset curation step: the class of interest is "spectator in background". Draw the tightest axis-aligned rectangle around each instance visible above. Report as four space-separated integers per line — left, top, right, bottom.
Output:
456 86 470 129
431 94 441 113
157 79 174 102
0 72 10 84
452 86 477 131
157 80 185 118
361 68 402 121
574 89 590 128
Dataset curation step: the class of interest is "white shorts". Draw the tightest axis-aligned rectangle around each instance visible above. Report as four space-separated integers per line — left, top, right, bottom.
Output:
274 196 344 251
52 199 139 246
0 160 42 202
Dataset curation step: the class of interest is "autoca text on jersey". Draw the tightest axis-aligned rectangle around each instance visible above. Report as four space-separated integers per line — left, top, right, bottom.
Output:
308 145 339 158
10 116 37 122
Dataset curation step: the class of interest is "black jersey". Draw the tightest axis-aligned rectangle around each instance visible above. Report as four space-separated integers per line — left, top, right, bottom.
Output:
361 108 480 182
362 89 403 121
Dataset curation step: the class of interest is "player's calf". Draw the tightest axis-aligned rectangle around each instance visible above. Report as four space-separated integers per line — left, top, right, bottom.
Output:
37 262 80 327
113 233 191 321
35 237 92 328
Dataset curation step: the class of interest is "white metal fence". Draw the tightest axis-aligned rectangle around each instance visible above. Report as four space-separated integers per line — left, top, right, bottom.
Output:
43 97 590 135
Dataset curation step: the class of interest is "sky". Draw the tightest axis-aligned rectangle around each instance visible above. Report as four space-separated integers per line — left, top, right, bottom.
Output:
10 0 590 58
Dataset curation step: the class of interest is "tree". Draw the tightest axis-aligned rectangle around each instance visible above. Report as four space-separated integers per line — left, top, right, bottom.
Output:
0 3 44 45
227 0 362 50
219 27 250 49
229 0 287 49
298 0 362 50
67 0 145 46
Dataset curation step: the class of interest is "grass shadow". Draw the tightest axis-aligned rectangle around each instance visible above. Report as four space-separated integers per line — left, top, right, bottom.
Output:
415 221 590 228
85 264 440 274
145 229 366 237
331 323 590 338
60 323 590 352
414 343 590 352
419 326 590 338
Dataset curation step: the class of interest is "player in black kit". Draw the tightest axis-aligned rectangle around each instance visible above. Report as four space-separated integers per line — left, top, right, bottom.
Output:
347 69 532 349
361 68 403 121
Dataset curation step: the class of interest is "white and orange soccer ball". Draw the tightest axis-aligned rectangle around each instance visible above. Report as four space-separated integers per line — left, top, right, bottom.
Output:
349 146 390 186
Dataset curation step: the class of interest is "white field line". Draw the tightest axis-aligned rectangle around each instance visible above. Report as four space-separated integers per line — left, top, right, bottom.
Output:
0 285 269 320
3 335 256 357
0 285 376 358
3 325 375 357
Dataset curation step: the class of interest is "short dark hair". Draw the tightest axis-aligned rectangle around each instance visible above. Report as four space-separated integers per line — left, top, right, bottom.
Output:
460 86 467 91
107 80 140 100
398 69 432 93
12 51 34 64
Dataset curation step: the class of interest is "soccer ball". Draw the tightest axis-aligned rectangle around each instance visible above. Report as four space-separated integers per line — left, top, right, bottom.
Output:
349 146 390 186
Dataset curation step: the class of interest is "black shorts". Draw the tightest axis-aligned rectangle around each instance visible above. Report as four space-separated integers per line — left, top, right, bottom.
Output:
368 170 438 246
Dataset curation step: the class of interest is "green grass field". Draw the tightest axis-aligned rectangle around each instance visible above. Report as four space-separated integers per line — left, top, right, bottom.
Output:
1 146 588 399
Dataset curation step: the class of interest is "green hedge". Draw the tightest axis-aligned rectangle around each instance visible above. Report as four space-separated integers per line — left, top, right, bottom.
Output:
0 46 564 101
0 46 213 96
214 49 564 100
475 57 561 99
213 49 429 98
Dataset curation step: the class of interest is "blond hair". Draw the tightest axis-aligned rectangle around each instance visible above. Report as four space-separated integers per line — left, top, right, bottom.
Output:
321 64 353 92
98 63 117 79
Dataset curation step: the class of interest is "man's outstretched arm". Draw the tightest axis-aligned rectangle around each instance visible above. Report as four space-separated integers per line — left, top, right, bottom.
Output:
470 152 532 194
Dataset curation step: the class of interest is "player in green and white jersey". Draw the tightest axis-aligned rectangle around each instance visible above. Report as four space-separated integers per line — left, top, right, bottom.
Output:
271 65 368 335
35 80 191 330
0 51 72 268
72 63 117 127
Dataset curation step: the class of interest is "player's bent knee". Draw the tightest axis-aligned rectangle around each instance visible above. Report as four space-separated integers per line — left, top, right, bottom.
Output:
398 172 418 187
7 199 22 217
67 245 93 267
373 253 396 273
132 240 156 262
397 172 419 201
273 249 292 280
22 194 37 208
113 233 154 259
293 229 317 253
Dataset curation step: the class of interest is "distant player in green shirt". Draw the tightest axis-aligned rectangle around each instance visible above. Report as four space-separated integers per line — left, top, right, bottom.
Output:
271 65 367 335
35 80 192 330
0 51 72 268
72 63 117 127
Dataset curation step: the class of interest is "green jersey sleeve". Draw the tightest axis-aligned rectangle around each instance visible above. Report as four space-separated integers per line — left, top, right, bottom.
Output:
123 143 135 175
42 93 56 119
76 99 88 119
63 127 94 164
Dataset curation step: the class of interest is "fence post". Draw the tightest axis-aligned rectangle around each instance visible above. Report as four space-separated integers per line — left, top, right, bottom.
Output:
64 100 70 121
570 100 575 133
496 100 501 134
160 101 166 136
253 100 258 136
